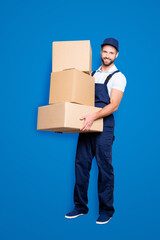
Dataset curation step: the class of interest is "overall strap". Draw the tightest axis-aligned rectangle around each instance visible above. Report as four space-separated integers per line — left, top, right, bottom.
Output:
91 71 96 77
105 70 120 83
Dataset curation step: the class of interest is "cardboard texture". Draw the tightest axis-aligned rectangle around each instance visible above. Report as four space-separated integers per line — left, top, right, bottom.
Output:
52 40 92 74
49 69 95 106
37 102 103 133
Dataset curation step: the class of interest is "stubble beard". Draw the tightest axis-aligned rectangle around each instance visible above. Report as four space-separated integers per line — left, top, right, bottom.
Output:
101 57 115 67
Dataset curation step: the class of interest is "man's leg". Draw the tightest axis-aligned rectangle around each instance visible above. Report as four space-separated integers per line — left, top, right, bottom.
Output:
94 127 115 218
74 133 94 213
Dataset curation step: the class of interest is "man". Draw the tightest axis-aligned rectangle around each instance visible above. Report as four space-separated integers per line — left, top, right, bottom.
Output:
65 38 127 224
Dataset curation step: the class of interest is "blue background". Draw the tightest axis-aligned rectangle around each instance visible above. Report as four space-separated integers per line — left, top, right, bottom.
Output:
0 0 160 239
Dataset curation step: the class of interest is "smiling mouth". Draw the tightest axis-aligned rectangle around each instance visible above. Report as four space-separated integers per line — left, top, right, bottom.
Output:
104 58 111 61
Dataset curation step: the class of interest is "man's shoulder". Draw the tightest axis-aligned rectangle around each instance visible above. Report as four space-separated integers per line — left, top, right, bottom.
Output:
91 67 101 76
109 71 127 90
115 71 126 80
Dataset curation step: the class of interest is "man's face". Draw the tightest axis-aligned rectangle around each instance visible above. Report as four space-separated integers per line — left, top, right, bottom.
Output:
101 45 119 67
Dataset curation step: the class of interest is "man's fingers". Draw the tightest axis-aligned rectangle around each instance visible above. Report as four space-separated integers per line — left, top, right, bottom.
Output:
80 116 86 120
80 123 87 131
80 123 90 131
80 116 92 131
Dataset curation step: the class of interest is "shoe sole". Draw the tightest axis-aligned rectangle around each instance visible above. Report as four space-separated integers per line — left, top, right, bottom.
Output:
96 217 112 224
65 213 86 219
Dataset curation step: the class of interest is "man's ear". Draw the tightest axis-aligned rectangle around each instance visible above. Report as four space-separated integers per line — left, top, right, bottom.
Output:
116 51 119 58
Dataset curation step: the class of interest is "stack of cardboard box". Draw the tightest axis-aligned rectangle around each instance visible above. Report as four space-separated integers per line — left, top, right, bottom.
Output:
37 40 103 133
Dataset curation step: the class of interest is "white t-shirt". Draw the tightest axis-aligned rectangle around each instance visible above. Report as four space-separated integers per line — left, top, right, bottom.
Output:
92 65 127 97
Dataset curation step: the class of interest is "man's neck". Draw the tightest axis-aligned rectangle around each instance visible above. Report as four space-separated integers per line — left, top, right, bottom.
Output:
101 63 114 72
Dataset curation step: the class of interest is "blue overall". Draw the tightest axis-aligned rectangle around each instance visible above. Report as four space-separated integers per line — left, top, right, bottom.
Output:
74 70 120 217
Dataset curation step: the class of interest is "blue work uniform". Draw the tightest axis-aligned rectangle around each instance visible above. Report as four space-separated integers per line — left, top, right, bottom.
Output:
73 70 120 217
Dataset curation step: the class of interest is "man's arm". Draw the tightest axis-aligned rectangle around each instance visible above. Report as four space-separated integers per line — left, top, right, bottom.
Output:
80 88 124 131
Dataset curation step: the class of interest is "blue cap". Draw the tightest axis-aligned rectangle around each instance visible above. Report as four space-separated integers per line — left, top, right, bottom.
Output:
101 38 119 52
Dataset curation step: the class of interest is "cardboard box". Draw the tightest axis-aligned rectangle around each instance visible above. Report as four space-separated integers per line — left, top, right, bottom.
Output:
49 69 95 106
37 102 103 133
52 40 92 74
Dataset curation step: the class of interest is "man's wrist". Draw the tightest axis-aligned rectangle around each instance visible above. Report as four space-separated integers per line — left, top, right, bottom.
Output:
93 111 100 121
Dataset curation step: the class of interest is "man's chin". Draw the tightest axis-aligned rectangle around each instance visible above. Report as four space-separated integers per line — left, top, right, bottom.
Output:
102 59 114 67
103 62 113 67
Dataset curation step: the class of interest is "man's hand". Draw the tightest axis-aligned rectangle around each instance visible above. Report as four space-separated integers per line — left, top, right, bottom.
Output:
80 113 97 131
79 88 124 132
